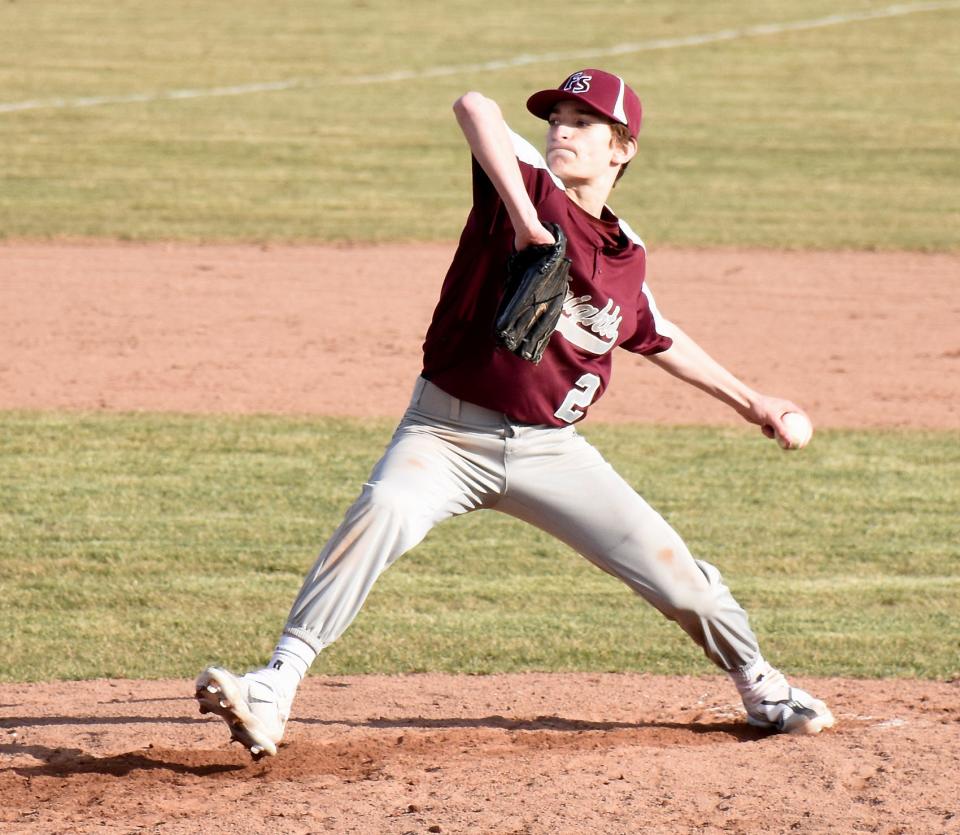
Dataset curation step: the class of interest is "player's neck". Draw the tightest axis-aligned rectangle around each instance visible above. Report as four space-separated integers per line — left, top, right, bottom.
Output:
563 177 616 219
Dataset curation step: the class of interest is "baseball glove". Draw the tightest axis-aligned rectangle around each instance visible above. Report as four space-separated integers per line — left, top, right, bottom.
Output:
494 223 572 364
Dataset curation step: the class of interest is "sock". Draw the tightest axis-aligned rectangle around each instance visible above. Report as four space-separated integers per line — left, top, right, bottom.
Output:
730 654 791 706
729 654 771 696
266 634 317 695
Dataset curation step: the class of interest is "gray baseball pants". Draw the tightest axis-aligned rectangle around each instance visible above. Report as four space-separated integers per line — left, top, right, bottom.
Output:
283 377 760 671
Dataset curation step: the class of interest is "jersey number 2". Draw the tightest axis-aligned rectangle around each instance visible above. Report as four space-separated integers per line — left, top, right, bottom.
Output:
554 373 601 423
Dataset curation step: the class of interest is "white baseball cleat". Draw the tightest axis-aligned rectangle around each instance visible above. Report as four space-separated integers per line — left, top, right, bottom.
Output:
740 664 835 735
195 666 290 759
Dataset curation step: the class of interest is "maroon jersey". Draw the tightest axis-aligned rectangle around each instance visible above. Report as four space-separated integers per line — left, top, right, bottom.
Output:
421 128 672 425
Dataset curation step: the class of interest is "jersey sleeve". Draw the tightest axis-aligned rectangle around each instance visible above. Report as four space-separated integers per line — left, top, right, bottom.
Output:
620 281 674 355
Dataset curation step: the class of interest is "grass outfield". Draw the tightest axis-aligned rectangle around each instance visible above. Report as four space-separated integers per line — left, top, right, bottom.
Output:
1 0 958 249
1 412 957 683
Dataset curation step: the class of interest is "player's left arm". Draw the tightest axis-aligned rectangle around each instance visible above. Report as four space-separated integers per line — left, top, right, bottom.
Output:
646 318 805 441
453 91 555 250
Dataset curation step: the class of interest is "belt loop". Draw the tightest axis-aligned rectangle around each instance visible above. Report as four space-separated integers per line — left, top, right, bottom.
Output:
450 397 462 420
412 376 426 406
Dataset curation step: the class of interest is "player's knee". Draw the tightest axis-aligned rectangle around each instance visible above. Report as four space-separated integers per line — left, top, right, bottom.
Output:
360 480 423 522
362 481 413 515
656 560 729 620
334 481 433 560
666 589 724 622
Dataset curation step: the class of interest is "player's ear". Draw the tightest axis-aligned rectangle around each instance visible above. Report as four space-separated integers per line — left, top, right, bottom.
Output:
612 136 637 166
609 123 636 166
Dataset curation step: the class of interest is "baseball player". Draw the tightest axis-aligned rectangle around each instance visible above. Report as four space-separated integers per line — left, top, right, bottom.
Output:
196 69 834 758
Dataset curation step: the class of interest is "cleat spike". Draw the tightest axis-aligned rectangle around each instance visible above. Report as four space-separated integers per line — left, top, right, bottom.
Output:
194 667 284 759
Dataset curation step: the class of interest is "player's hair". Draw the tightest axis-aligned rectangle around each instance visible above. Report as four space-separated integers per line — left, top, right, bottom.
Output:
610 123 632 186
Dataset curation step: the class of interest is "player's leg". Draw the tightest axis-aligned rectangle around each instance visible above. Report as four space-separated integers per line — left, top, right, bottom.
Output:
495 425 834 734
496 425 756 668
281 412 504 651
196 379 509 756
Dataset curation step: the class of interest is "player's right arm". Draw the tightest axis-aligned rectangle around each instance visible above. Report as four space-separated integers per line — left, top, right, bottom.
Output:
647 318 806 441
453 92 555 250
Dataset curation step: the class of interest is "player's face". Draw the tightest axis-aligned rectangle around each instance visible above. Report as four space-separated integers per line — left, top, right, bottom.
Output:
545 101 630 187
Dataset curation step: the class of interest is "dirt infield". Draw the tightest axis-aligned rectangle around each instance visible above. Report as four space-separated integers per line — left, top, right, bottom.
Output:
1 243 959 833
2 243 958 428
2 674 958 835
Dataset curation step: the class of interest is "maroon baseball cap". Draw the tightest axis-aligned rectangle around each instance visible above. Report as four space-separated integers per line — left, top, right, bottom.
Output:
526 69 643 139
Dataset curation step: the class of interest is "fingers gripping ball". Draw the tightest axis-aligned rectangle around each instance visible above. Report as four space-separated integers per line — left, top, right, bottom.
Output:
776 412 813 450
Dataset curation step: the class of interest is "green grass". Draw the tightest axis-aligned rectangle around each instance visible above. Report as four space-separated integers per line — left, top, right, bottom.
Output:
1 412 957 682
1 0 958 248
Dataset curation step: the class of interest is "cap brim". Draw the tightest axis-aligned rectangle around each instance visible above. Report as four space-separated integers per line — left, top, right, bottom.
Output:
526 89 619 124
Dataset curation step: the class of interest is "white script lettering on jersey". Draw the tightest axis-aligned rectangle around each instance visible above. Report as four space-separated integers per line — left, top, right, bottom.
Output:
555 290 622 355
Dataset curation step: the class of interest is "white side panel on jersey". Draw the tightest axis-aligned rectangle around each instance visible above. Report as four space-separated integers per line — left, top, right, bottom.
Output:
507 125 566 191
617 216 646 252
641 282 669 333
617 217 669 332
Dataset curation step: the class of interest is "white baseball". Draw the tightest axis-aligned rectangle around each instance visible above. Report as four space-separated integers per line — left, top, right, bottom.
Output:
777 412 813 450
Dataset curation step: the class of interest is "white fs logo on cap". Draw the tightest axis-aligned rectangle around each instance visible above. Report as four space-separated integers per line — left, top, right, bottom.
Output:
562 72 592 94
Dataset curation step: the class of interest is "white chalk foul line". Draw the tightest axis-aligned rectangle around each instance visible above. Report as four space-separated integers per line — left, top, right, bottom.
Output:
2 1 958 115
0 80 301 114
851 715 909 728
